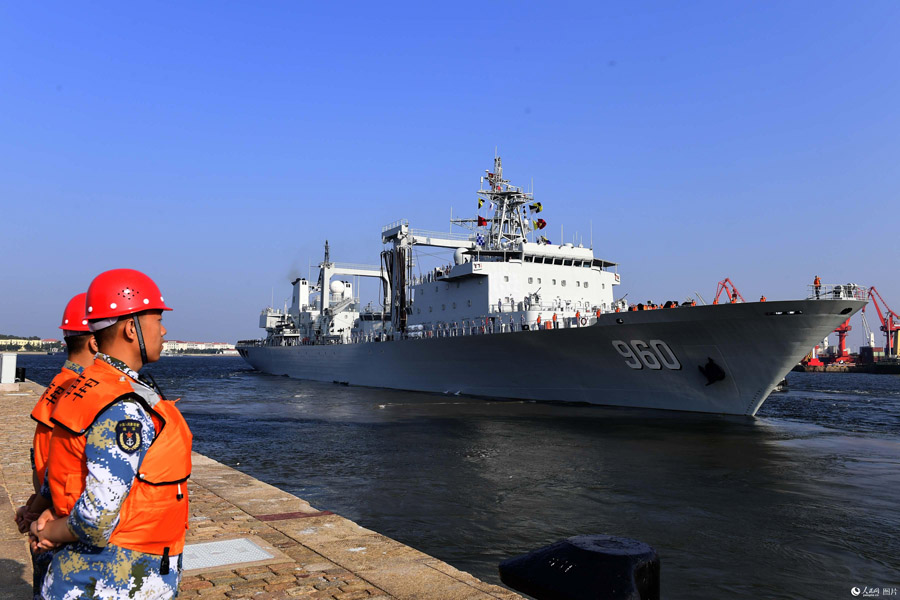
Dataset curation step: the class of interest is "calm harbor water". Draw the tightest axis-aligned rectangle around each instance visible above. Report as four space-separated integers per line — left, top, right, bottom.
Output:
18 354 900 599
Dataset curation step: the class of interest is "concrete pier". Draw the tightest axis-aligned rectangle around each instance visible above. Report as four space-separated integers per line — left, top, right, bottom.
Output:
1 381 522 600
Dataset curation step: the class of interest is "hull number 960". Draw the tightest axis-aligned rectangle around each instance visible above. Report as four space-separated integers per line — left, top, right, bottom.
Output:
612 340 682 370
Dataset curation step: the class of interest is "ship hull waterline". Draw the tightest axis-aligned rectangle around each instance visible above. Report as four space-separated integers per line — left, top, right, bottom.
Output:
237 300 863 416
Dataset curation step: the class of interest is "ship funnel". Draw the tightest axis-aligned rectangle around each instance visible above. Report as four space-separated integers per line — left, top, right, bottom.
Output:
291 277 309 316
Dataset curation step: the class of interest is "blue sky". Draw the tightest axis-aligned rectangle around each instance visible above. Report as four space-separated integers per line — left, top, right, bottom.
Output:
1 2 898 347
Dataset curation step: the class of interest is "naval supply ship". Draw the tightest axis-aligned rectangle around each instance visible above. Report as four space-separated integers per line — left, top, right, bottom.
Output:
236 157 865 416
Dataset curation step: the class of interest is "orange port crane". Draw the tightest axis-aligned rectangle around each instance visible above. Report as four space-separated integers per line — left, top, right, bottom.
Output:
712 278 745 305
833 318 852 362
865 286 899 356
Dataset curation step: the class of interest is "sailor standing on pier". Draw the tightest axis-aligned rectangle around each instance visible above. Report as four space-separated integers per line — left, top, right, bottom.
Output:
29 269 192 600
14 294 96 600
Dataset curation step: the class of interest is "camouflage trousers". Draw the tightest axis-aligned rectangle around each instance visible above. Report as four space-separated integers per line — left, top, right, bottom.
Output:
42 542 181 599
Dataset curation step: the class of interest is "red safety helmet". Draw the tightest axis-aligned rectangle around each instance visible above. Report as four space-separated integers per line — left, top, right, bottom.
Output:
86 269 172 322
59 293 91 332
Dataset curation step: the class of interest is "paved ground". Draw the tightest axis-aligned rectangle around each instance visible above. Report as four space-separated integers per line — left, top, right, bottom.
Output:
0 381 522 600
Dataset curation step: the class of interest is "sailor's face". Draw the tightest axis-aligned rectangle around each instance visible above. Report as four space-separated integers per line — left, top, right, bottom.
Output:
139 311 166 363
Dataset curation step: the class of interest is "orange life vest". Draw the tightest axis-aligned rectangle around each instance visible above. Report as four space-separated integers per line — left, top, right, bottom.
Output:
30 366 80 486
48 358 193 555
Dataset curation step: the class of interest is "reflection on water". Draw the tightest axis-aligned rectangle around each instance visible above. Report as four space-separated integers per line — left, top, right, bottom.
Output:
18 355 900 599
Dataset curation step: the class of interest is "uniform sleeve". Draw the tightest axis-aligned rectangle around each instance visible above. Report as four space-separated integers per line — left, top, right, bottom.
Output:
67 399 155 547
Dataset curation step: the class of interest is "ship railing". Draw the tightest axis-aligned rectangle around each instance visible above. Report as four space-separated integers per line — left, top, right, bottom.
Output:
242 313 610 348
381 219 409 233
408 228 474 242
398 314 604 340
807 283 867 301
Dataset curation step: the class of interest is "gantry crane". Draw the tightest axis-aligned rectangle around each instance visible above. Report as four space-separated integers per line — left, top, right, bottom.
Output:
860 310 876 348
712 278 745 304
865 286 899 357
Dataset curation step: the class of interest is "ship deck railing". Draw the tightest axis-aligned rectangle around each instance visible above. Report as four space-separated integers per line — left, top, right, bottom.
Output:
408 228 474 242
806 284 867 301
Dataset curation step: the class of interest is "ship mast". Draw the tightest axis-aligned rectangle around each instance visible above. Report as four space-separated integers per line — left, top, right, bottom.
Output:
452 156 534 249
482 156 532 249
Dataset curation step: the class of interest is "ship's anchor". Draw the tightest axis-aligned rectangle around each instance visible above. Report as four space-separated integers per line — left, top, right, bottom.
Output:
699 357 727 386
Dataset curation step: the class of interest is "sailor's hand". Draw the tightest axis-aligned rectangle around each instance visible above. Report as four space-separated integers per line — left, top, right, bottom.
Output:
15 506 42 534
29 509 61 553
15 505 31 533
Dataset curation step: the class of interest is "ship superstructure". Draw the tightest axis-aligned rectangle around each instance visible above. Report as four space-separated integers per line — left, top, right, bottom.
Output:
237 157 866 416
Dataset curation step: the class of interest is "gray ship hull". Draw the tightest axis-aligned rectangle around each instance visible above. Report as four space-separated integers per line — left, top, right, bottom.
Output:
237 299 863 416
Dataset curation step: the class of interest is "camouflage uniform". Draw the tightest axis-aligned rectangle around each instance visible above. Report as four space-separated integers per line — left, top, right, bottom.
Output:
41 354 182 599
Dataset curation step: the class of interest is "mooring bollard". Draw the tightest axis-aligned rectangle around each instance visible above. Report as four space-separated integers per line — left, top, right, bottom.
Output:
498 535 659 600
